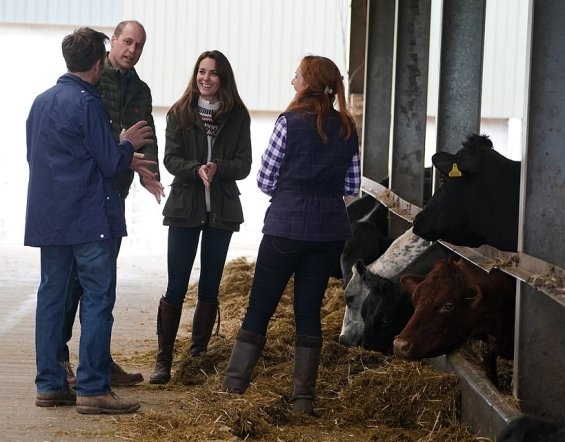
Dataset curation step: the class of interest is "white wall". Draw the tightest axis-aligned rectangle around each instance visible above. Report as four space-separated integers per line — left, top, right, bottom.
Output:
124 0 351 111
0 24 272 258
0 25 75 245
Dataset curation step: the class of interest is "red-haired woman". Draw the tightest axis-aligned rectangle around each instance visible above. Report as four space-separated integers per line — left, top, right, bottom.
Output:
222 55 361 415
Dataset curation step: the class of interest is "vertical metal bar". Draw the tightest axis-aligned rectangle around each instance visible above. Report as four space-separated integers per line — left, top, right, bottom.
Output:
362 0 396 183
435 0 486 157
516 0 565 422
348 0 368 156
390 0 431 236
349 0 368 94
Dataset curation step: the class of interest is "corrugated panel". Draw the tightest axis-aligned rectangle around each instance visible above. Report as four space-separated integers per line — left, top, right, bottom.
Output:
125 0 350 111
0 0 121 26
481 0 529 118
427 0 528 119
1 0 528 117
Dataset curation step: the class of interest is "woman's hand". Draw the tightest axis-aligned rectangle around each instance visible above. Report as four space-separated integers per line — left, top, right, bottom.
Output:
198 162 217 188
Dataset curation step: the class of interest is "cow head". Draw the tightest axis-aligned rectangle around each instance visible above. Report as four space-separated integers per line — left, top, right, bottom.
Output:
339 228 433 348
393 259 483 360
339 260 372 347
360 272 414 353
413 133 520 251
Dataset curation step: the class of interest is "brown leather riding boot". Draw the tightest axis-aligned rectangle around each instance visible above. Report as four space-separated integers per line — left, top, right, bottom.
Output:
189 301 219 356
149 298 183 384
292 335 323 415
110 359 144 386
222 329 266 394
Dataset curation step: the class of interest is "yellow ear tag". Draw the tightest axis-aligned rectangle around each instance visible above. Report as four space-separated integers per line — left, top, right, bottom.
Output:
448 163 462 177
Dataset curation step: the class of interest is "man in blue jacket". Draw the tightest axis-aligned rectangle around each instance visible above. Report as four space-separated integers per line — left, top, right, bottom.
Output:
60 20 164 388
26 27 155 414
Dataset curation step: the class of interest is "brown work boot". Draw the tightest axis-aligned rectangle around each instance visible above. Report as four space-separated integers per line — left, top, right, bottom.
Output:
61 360 76 387
76 391 140 415
111 360 144 386
36 388 76 407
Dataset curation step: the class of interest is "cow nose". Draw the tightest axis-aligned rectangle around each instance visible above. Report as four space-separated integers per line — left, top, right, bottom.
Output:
393 337 412 358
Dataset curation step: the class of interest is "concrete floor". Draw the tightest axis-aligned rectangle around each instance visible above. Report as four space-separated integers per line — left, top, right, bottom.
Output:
0 241 257 441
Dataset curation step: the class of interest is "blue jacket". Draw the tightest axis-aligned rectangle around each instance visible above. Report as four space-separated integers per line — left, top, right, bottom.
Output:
25 73 135 247
262 110 359 241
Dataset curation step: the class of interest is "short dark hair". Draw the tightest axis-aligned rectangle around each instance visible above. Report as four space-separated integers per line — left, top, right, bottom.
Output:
62 27 108 73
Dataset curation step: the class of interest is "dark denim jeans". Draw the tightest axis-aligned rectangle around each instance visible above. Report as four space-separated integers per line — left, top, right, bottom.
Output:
165 225 233 305
36 240 117 396
241 235 345 337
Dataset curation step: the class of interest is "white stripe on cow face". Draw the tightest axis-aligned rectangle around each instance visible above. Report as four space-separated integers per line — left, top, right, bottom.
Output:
339 228 431 347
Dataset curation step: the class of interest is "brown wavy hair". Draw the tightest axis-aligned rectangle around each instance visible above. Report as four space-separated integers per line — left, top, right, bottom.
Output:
168 50 248 127
286 55 356 144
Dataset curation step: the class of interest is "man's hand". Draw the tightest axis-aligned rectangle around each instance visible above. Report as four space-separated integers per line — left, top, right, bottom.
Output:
142 176 165 203
120 120 154 150
129 152 157 180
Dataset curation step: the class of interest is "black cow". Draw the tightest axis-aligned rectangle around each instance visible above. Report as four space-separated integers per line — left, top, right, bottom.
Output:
413 133 520 252
358 243 453 353
332 194 391 287
498 415 565 442
341 206 392 286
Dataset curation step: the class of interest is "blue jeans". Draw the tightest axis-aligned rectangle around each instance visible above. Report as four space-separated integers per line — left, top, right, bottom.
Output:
35 240 117 397
61 237 122 362
241 235 345 337
165 225 233 305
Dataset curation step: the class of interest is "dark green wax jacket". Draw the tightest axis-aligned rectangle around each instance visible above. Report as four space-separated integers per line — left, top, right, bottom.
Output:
162 106 252 232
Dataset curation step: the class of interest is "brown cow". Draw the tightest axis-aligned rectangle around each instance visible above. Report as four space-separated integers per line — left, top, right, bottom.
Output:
393 258 515 360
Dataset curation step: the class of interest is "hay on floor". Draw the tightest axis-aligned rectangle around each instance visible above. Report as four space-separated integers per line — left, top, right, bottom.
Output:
114 257 485 441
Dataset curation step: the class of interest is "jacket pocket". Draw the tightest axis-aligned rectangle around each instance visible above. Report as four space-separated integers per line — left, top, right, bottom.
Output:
163 182 195 218
221 181 243 223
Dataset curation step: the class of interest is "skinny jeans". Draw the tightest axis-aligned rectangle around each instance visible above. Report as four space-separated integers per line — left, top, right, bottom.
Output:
241 235 345 337
164 224 233 305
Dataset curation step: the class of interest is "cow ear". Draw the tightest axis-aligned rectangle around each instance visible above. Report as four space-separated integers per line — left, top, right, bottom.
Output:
354 259 367 277
466 285 483 308
432 152 457 176
400 274 426 294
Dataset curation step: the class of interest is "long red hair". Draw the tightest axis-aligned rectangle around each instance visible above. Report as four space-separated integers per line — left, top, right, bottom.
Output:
286 55 356 144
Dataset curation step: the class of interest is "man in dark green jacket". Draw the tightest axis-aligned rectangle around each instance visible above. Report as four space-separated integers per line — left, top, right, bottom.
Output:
61 20 164 386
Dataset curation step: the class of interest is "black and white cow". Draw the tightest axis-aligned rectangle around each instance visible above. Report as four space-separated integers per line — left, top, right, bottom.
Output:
339 227 432 347
334 194 392 287
359 243 453 353
413 133 521 252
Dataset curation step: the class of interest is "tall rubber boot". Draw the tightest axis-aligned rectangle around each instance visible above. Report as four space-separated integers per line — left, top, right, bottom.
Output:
292 335 323 415
221 329 266 394
149 298 183 384
189 301 219 356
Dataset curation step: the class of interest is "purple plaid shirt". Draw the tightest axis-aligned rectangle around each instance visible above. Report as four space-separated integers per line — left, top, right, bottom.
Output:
257 115 361 196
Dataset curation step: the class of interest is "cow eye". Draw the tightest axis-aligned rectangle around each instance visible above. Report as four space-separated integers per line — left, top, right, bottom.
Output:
440 302 454 313
381 317 390 327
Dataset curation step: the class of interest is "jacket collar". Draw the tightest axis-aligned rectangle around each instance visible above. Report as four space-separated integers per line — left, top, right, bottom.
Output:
103 54 136 80
58 73 101 97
